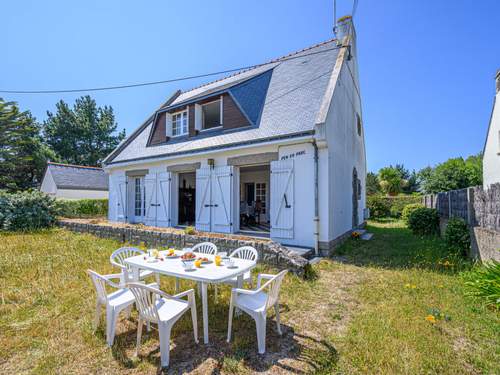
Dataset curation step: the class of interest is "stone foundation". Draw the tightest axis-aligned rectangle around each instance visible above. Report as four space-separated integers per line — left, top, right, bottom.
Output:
57 220 309 277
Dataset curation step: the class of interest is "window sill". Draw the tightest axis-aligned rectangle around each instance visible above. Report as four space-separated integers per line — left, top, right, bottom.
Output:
199 126 223 132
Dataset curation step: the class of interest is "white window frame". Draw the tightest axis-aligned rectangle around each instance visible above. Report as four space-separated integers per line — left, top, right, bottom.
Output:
200 96 223 131
171 110 188 137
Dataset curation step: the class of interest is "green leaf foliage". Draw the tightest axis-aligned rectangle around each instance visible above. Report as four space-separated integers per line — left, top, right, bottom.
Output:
407 207 439 235
402 203 424 224
367 195 422 219
0 190 59 231
463 261 500 310
0 98 55 191
43 96 125 166
56 199 108 218
444 217 470 256
419 154 483 194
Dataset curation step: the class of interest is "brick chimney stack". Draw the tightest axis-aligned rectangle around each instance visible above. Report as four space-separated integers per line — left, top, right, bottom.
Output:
496 69 500 94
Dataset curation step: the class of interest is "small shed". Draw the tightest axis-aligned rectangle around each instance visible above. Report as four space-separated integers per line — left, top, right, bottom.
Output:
40 162 108 199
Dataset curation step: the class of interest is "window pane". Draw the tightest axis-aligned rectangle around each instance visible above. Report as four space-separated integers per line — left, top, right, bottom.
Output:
202 100 221 129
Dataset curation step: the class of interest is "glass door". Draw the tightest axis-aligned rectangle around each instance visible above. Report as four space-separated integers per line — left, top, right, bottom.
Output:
133 177 146 223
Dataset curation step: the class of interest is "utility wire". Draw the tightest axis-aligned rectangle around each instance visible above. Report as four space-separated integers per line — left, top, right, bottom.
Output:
0 45 345 95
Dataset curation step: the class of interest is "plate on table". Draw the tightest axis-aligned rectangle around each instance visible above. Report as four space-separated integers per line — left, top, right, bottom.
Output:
164 253 179 259
198 257 212 264
146 257 159 263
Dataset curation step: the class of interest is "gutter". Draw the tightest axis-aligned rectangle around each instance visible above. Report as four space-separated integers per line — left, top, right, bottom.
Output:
313 140 320 256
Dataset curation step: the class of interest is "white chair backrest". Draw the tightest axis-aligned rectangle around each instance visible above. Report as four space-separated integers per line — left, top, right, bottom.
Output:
110 247 144 270
87 269 110 305
127 282 161 323
264 270 288 310
230 246 258 262
192 242 217 255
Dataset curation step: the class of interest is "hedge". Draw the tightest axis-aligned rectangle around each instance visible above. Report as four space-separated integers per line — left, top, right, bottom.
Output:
0 190 59 231
367 194 422 219
56 198 108 218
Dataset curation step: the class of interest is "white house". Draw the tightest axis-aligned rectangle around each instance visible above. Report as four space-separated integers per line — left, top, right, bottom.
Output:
483 70 500 188
103 22 366 255
40 162 109 199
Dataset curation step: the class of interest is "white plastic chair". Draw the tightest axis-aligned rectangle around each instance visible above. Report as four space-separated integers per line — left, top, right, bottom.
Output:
224 246 259 287
191 242 217 255
127 282 198 368
110 247 160 286
227 270 288 354
87 269 156 346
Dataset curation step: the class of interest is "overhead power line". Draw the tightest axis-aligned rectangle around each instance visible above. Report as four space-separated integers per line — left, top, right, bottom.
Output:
0 45 345 95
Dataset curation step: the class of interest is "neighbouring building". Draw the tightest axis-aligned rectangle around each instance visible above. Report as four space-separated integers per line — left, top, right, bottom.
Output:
40 162 109 199
483 70 500 188
103 20 366 255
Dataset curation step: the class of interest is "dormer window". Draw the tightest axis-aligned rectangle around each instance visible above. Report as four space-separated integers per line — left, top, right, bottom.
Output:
172 110 188 137
202 99 222 130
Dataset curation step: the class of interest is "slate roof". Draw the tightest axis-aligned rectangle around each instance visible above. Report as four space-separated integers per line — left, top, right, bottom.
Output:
105 38 342 165
47 162 109 191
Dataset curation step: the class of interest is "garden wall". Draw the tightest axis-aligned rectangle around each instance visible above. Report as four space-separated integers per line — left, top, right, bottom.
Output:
422 184 500 261
57 219 310 277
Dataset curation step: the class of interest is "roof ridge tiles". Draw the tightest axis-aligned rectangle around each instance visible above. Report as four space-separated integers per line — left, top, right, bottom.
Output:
48 161 103 170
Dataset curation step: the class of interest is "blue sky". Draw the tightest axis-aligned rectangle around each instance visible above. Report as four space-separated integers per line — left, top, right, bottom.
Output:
2 0 499 172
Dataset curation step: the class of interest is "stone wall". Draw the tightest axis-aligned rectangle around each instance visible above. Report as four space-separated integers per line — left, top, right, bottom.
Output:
423 184 500 262
57 220 310 277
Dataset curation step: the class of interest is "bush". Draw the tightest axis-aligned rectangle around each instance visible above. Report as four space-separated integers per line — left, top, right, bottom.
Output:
0 190 59 231
367 194 422 219
407 207 439 236
367 195 391 218
402 203 424 224
444 217 470 256
463 261 500 310
56 199 108 218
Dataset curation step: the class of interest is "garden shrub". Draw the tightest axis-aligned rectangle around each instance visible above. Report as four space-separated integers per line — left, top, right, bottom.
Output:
367 194 422 218
444 217 470 256
367 195 391 218
0 190 59 231
184 226 196 235
463 261 500 310
407 207 439 235
402 203 424 224
56 199 108 218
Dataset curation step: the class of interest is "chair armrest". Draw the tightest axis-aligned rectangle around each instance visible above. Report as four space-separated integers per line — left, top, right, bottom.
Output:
173 289 195 300
257 273 275 288
232 287 259 296
110 259 127 271
103 273 124 289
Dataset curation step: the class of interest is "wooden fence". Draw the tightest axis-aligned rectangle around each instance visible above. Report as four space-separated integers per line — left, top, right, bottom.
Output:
422 183 500 232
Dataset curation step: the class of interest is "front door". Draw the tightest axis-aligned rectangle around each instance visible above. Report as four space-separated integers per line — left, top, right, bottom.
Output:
133 177 146 223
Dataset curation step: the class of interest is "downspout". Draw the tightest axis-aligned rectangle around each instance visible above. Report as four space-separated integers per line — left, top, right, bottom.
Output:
313 140 320 256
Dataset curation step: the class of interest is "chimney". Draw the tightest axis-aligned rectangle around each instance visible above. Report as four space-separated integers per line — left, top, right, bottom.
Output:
496 70 500 94
335 15 353 43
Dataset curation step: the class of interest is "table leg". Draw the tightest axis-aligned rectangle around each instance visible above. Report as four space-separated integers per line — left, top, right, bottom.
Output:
201 282 209 344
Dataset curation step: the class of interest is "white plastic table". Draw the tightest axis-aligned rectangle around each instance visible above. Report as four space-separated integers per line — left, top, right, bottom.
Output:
124 250 256 344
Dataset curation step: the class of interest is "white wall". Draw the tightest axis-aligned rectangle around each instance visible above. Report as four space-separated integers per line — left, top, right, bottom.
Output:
55 189 108 199
323 39 367 241
483 94 500 188
40 169 57 195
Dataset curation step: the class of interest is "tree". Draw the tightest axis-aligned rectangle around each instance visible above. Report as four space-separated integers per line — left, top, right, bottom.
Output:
418 154 483 194
43 96 125 166
366 172 381 195
378 166 408 196
0 98 55 191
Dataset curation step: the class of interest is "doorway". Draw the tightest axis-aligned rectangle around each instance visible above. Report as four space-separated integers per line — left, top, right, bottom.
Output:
178 172 196 226
239 165 270 233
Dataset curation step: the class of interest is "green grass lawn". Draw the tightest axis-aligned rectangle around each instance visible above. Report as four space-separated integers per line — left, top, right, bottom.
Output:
0 220 498 374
